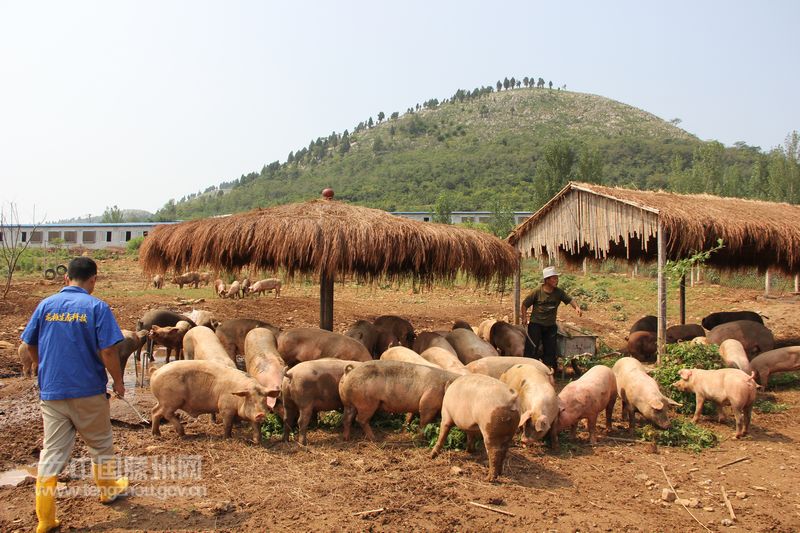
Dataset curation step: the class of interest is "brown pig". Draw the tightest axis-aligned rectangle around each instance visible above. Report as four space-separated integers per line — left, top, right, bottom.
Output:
465 356 554 385
183 326 236 368
719 339 753 374
149 320 193 363
412 331 455 356
216 318 280 363
666 324 705 344
672 368 757 438
198 272 212 286
419 347 470 375
612 357 681 430
281 359 361 445
373 315 415 348
500 364 561 447
345 319 382 357
278 328 372 366
707 320 774 358
152 274 164 289
214 279 226 298
18 342 37 378
172 271 201 289
489 321 527 356
249 278 281 298
554 365 617 445
750 346 800 387
380 346 440 368
150 360 272 443
446 328 498 364
339 360 458 441
243 328 286 410
430 374 520 481
626 331 657 362
226 280 242 300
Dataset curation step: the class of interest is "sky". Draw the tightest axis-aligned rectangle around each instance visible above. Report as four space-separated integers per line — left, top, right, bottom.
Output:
1 1 798 223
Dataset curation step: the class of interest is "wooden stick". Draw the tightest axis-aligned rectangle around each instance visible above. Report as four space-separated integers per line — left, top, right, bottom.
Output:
468 501 516 517
659 463 712 533
720 485 736 521
352 508 384 516
606 436 641 443
717 456 750 470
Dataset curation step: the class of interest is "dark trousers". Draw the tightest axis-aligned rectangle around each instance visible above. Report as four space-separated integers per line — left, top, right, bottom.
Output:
524 323 559 370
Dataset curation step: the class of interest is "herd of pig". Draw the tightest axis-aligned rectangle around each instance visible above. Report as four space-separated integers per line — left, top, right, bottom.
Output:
150 271 281 299
15 308 800 481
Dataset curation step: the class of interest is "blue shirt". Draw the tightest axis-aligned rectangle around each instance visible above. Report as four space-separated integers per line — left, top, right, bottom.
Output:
21 286 124 401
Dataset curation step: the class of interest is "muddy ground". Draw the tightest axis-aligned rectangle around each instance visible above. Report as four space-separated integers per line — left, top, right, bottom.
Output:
0 258 798 532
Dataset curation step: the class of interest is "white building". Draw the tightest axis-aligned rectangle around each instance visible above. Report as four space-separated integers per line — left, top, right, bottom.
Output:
0 222 177 250
392 210 533 225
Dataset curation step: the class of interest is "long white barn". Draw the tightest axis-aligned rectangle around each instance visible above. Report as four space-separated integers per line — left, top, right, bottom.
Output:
0 222 177 250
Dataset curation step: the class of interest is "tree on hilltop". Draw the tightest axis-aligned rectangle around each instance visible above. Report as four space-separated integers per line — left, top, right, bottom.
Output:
377 111 385 123
523 76 530 87
510 77 516 89
503 77 510 90
537 77 545 88
496 80 502 91
548 80 553 89
390 111 399 120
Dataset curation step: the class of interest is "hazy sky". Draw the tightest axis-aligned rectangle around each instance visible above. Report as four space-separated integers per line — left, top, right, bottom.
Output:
1 1 797 222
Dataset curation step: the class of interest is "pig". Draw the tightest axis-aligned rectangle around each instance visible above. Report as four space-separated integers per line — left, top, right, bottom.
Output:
149 320 193 363
226 280 242 300
278 328 372 366
243 328 286 410
446 328 498 365
198 271 212 286
476 319 498 342
554 365 617 445
339 360 458 441
452 320 472 330
430 374 520 481
691 336 708 345
750 346 800 387
183 326 236 368
117 329 148 372
214 279 226 298
630 315 657 334
136 309 196 363
152 274 164 289
345 320 382 357
280 359 360 445
707 320 774 358
373 315 416 348
18 342 37 378
419 347 470 375
186 309 219 330
666 324 706 344
380 346 440 369
249 278 282 298
216 318 280 362
702 311 763 331
671 368 757 438
612 357 681 430
172 271 201 289
500 364 560 447
489 321 527 356
412 331 455 356
718 339 753 374
240 278 251 298
626 331 657 362
465 356 554 385
150 360 272 443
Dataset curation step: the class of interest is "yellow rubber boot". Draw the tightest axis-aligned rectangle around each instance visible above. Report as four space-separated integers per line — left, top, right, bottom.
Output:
35 476 61 533
92 462 129 504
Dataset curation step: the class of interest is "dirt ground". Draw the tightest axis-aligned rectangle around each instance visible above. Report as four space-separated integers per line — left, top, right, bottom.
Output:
0 258 799 532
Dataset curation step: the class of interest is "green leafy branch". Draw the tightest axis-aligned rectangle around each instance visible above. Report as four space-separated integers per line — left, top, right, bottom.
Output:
664 238 724 281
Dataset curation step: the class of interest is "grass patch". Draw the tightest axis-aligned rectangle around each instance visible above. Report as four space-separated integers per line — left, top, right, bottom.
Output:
637 418 718 452
753 398 789 414
769 372 800 389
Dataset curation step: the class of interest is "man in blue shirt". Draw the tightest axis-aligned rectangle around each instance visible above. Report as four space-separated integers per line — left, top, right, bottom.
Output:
21 257 129 533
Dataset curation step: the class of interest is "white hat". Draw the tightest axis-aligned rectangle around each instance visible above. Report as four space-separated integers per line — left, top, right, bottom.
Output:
542 266 559 279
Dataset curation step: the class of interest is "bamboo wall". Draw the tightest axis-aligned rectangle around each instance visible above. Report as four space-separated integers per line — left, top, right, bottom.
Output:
515 189 660 261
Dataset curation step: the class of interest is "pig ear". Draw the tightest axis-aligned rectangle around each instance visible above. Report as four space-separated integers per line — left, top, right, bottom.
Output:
649 399 664 411
663 396 682 407
678 369 691 380
518 410 532 429
230 390 251 397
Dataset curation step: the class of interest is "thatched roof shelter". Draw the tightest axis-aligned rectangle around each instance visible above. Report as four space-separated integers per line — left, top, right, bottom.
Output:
140 196 518 329
509 182 800 273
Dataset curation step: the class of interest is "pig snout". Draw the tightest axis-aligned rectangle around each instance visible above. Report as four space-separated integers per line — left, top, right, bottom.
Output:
253 411 266 423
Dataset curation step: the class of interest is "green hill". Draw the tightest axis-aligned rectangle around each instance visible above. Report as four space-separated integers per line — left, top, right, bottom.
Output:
158 87 776 220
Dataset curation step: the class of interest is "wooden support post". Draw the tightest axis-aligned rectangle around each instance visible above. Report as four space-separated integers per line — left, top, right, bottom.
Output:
657 221 667 364
320 272 334 331
679 274 686 325
795 273 799 294
582 257 588 276
513 260 521 325
764 268 771 297
690 264 695 288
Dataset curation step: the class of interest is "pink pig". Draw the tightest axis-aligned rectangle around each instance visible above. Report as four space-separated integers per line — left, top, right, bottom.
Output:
555 365 617 446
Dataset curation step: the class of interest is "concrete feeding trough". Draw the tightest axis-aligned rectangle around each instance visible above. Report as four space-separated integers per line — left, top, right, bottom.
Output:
556 323 597 377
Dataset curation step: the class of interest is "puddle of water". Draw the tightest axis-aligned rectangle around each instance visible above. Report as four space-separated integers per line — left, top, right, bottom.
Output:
0 466 37 487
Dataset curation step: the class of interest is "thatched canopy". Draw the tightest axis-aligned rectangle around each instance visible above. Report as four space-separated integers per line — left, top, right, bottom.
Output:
140 199 518 285
508 182 800 273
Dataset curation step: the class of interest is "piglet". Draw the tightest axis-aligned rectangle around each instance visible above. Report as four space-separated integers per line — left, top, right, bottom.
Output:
671 368 758 438
18 342 37 378
612 357 681 431
431 374 520 481
555 365 617 445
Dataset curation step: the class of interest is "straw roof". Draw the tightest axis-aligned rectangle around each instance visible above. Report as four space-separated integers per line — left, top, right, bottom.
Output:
508 182 800 273
139 199 518 285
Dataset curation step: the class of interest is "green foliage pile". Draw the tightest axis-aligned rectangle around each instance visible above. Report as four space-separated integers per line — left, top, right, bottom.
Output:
651 342 723 416
753 398 789 414
260 413 285 439
422 423 470 451
637 419 718 452
768 371 800 389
